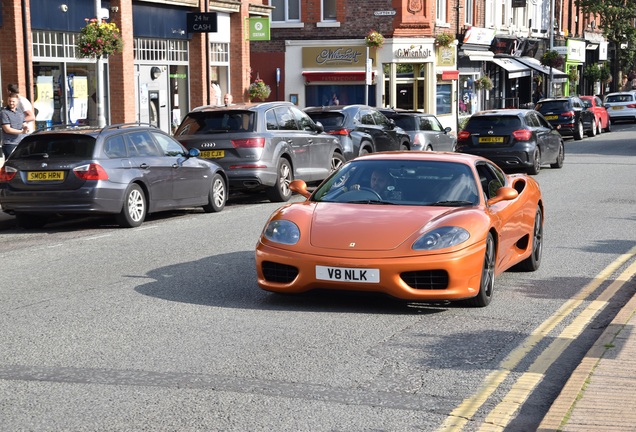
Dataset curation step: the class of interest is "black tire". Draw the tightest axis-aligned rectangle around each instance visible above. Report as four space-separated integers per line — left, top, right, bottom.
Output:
596 119 603 135
202 173 226 213
550 142 564 169
514 207 543 272
116 183 146 228
15 213 48 229
573 121 584 140
400 142 409 151
266 158 293 202
425 145 433 151
587 120 596 137
527 148 541 175
330 152 346 173
605 119 611 132
464 233 495 307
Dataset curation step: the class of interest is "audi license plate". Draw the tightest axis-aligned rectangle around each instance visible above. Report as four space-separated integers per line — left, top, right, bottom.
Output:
316 265 380 283
200 150 224 158
27 171 65 181
545 115 559 120
478 136 504 143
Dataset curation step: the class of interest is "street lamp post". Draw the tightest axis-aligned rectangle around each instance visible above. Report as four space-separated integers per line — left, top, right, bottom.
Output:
549 0 555 97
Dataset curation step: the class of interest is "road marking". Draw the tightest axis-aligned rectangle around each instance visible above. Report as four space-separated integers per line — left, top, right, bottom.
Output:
438 246 636 431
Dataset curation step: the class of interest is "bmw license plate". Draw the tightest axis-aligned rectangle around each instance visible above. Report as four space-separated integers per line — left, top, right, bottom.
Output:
545 115 559 120
27 171 65 181
478 136 504 143
200 150 224 158
316 265 380 283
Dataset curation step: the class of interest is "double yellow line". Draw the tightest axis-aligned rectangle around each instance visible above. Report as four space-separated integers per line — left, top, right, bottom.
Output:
438 246 636 432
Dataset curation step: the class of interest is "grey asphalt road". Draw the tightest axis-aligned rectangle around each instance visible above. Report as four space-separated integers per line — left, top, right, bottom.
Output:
0 126 635 431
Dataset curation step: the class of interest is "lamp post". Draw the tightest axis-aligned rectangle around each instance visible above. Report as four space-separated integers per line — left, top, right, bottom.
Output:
94 0 106 127
549 0 555 97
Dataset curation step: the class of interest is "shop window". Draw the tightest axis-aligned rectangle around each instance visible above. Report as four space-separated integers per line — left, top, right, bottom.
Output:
270 0 300 22
436 83 452 115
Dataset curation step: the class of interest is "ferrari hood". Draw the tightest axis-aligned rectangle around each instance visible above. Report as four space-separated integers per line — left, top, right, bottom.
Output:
308 203 453 251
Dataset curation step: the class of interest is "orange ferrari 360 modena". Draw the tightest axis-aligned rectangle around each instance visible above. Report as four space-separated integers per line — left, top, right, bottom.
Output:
255 152 544 307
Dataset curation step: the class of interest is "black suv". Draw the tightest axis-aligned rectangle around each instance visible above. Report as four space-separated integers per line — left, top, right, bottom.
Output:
304 105 411 161
535 96 596 140
456 109 564 175
0 123 227 228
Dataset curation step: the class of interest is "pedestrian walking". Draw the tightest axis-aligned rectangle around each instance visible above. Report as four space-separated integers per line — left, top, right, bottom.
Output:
1 93 29 159
6 83 35 133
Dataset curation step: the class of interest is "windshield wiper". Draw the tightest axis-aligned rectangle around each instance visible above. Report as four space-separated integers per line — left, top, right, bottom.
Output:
427 200 474 207
346 200 397 205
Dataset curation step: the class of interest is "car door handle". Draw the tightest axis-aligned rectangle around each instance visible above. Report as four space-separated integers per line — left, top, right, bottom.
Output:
139 163 149 169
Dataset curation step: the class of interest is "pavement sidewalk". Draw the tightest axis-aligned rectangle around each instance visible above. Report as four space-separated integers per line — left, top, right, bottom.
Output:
538 291 636 431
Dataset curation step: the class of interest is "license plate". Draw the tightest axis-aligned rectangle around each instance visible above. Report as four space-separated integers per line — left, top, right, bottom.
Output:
316 265 380 283
27 171 65 181
200 150 225 158
478 136 504 143
545 115 559 120
612 106 624 110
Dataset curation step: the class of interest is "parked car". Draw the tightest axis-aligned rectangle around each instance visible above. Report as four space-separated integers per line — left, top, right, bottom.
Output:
380 109 456 151
304 105 411 161
603 91 636 124
174 102 344 202
580 95 611 133
456 109 564 175
534 96 596 140
0 123 228 228
255 152 544 307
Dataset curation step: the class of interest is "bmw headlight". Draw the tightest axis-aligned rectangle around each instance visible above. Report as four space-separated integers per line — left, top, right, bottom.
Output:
412 226 470 250
263 220 300 245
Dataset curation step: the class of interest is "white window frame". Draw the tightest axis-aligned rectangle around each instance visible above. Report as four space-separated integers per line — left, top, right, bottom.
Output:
464 0 474 26
269 0 301 23
436 0 447 25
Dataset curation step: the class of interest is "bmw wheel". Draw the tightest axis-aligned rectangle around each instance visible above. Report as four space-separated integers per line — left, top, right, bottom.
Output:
116 183 146 228
202 173 226 213
266 158 293 202
465 233 495 307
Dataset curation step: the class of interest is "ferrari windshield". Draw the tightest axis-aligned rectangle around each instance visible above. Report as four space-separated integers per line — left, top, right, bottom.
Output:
312 159 480 206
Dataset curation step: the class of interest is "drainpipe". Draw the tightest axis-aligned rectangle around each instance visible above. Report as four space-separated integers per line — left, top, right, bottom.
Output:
22 0 32 101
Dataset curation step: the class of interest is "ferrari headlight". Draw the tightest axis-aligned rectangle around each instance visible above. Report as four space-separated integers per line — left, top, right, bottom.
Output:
263 220 300 245
412 226 470 250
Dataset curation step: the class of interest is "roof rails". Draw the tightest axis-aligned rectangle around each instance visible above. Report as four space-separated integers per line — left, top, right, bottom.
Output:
31 122 157 137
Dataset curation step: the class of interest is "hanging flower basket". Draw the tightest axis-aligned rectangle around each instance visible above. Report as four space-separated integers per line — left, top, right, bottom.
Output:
248 78 271 101
365 30 385 48
435 32 454 47
76 18 123 58
540 50 564 69
474 76 493 91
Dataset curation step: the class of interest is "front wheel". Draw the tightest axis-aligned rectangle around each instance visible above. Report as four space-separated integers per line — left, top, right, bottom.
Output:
464 233 495 307
202 173 226 213
266 158 293 202
116 183 146 228
587 120 597 137
550 142 564 169
605 118 611 132
330 152 346 173
573 121 584 140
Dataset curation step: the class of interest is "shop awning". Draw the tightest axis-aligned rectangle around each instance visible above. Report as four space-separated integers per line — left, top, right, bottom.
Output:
463 49 495 62
440 70 460 80
301 71 374 83
514 56 569 82
491 57 531 78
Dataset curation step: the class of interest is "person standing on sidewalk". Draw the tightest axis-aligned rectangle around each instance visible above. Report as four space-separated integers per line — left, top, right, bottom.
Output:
1 93 29 159
6 83 35 133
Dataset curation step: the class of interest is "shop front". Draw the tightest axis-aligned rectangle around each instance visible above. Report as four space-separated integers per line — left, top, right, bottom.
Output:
561 39 586 96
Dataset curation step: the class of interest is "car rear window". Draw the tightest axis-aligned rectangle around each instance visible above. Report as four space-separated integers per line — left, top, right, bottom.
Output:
175 111 255 135
12 134 96 159
605 94 634 103
305 112 345 129
464 116 522 133
536 101 569 112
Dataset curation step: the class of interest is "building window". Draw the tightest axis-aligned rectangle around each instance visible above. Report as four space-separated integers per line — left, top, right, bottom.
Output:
436 0 447 24
464 0 474 25
322 0 337 21
270 0 300 22
210 43 229 64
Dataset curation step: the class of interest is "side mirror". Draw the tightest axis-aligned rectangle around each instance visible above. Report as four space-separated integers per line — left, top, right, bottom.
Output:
188 148 200 158
314 121 325 133
487 186 518 206
444 126 452 134
290 179 311 198
387 118 396 129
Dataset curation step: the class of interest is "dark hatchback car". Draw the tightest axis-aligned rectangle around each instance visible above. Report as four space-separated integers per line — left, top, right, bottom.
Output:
535 96 596 140
174 102 343 202
380 109 456 152
0 123 228 228
304 105 410 161
456 109 564 175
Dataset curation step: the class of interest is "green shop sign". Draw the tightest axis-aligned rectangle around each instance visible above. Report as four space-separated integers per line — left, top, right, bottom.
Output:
248 18 270 41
